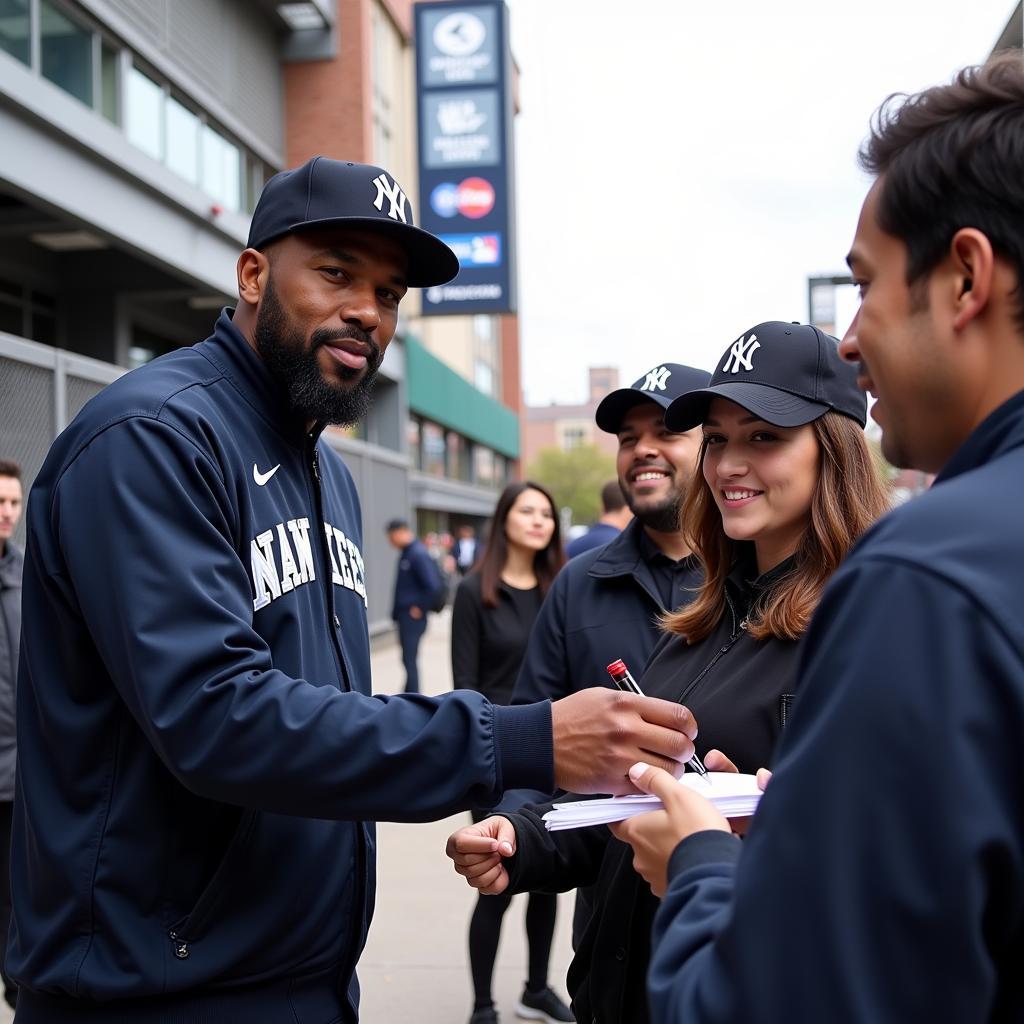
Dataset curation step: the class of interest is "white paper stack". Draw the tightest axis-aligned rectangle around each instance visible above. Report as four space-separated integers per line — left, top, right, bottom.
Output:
542 772 762 831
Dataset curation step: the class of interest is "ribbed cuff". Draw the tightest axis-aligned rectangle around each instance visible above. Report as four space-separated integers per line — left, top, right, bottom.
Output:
491 702 554 796
667 829 742 880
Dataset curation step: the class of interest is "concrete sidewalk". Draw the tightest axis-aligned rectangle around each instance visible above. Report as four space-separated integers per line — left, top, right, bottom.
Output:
358 609 574 1023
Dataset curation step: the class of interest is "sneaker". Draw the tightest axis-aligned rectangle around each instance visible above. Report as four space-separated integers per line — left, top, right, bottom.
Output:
515 985 574 1023
469 1007 500 1024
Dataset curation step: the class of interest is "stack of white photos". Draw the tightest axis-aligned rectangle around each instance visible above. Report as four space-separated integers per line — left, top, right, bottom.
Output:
542 772 762 831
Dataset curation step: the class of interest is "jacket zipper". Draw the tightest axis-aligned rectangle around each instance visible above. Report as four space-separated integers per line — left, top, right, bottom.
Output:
674 593 748 707
166 809 259 960
306 430 367 1002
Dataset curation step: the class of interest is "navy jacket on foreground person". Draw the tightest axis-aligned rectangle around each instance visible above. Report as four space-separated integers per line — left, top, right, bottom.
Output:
647 393 1024 1023
10 312 552 1023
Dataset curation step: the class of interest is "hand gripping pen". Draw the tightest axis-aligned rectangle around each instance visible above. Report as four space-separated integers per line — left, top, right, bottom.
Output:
606 659 709 780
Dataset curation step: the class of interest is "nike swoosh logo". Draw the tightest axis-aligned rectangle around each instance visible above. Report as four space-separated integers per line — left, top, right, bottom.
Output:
253 463 280 486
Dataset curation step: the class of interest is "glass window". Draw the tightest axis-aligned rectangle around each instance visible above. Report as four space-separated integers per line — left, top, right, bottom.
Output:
407 417 421 469
474 360 494 396
126 66 163 160
40 1 93 106
244 157 268 214
165 97 200 185
446 431 471 482
0 0 30 65
201 125 241 212
422 421 445 478
562 426 586 450
473 446 496 488
100 42 119 123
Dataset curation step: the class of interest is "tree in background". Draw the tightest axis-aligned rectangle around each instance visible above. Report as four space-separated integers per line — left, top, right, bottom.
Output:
526 444 616 527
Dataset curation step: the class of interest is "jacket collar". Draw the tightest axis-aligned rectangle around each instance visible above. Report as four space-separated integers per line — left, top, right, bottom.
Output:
934 388 1024 486
199 308 321 447
587 517 699 579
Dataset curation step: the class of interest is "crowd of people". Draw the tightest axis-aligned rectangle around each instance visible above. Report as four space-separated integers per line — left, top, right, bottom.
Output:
1 51 1023 1024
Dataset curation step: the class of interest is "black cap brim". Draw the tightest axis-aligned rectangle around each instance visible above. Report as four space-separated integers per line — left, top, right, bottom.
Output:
594 390 669 433
665 382 830 431
256 216 460 288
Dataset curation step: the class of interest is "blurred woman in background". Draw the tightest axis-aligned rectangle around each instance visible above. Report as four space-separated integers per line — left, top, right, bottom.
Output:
451 480 571 1024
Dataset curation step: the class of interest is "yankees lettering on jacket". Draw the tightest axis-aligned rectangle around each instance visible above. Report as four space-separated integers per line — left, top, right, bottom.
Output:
251 517 367 610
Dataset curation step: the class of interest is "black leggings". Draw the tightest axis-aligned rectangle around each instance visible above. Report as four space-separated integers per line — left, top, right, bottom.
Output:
468 889 557 1010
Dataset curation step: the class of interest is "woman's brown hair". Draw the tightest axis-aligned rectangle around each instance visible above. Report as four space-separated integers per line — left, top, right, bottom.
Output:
663 411 889 643
477 480 566 608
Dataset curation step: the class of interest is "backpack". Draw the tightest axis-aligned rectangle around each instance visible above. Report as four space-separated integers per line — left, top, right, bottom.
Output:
429 566 450 613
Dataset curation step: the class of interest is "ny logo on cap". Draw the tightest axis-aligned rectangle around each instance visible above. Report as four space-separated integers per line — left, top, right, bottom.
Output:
372 174 409 224
640 366 672 392
721 333 760 374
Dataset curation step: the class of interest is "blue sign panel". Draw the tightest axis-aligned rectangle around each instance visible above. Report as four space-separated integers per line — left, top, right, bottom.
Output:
415 1 516 315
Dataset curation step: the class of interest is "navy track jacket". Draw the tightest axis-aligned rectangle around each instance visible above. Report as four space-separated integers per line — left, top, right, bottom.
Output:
10 312 553 1022
647 392 1024 1022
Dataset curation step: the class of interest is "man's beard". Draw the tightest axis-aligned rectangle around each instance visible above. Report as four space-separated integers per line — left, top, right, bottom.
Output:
623 480 685 533
253 277 382 426
630 492 684 533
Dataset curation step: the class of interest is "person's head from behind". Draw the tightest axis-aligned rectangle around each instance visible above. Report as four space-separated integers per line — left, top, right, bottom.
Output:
664 322 889 642
0 459 22 553
599 479 628 518
234 158 458 427
840 54 1024 474
476 481 565 608
593 363 713 535
385 518 414 550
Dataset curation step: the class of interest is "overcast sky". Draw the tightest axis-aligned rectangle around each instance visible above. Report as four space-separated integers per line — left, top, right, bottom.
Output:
503 0 1015 405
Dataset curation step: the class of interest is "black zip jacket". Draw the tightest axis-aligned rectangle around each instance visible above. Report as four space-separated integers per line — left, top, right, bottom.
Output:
10 311 553 1023
504 557 801 1024
511 517 702 705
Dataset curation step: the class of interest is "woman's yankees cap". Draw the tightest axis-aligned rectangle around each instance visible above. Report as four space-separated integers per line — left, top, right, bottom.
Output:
665 321 867 431
595 363 713 433
247 156 460 288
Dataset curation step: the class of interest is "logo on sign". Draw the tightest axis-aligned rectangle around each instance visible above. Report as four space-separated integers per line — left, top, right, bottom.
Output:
439 233 502 267
431 178 496 220
433 11 487 56
456 177 495 218
430 182 460 219
438 99 487 136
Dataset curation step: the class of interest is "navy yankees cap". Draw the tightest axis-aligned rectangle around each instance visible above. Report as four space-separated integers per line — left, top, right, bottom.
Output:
595 363 713 433
666 322 866 431
247 156 459 288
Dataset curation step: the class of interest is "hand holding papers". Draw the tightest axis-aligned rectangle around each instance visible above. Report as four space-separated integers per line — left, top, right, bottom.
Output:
543 771 762 831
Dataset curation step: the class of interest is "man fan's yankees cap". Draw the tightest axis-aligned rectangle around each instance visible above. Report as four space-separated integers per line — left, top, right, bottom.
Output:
247 156 460 288
665 321 866 431
595 363 713 433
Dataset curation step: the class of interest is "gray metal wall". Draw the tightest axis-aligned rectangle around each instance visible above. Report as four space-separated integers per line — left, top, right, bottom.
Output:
0 332 411 635
0 331 124 549
80 0 285 161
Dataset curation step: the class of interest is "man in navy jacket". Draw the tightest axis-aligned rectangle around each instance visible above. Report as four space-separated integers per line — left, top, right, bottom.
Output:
612 55 1024 1022
8 157 698 1024
386 518 441 693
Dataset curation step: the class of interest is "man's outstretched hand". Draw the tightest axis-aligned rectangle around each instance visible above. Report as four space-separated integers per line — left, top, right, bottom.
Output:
550 688 697 796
